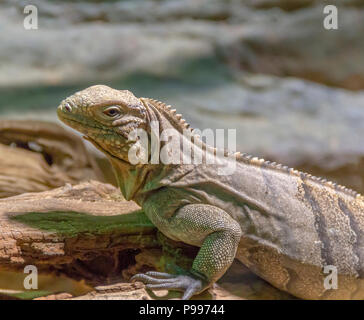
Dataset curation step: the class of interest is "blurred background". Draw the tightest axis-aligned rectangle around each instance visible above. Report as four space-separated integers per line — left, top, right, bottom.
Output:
0 0 364 299
1 0 364 193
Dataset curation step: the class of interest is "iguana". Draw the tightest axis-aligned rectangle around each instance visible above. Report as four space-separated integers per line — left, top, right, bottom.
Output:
57 85 364 300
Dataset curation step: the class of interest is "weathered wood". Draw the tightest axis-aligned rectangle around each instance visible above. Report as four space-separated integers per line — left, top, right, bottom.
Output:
0 182 148 273
0 181 201 287
0 120 104 198
0 181 293 300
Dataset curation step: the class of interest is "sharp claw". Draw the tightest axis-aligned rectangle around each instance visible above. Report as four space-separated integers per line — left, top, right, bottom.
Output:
131 273 149 283
130 274 140 282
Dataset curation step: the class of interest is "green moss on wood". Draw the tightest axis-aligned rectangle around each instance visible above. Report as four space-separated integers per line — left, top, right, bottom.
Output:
5 290 52 300
11 210 155 237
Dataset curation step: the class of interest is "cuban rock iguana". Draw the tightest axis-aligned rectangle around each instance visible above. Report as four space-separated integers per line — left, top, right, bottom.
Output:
57 85 364 300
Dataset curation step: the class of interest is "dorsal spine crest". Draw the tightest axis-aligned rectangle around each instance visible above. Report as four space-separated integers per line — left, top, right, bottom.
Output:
143 97 363 200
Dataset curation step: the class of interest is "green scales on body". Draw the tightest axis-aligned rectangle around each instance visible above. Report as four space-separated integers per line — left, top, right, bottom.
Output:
57 85 364 300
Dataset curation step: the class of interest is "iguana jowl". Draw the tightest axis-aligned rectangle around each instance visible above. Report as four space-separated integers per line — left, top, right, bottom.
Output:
57 85 364 300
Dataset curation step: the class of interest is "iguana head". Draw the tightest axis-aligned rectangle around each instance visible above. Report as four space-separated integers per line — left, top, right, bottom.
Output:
57 85 148 162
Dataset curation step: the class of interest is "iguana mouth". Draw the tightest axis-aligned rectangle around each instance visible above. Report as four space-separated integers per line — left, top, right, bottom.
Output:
82 135 106 153
83 134 128 164
59 115 114 136
59 116 83 128
58 112 88 130
59 114 125 162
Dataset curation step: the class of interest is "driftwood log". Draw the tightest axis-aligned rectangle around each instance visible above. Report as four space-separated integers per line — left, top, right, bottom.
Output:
0 120 104 198
0 181 207 299
0 181 199 276
0 180 293 300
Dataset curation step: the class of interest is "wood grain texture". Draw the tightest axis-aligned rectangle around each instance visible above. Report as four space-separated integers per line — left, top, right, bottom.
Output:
0 120 104 198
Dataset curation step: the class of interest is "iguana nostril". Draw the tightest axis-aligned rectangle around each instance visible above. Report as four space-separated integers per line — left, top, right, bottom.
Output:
64 103 72 112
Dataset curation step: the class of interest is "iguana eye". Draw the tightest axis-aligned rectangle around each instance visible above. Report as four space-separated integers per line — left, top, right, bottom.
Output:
103 106 121 118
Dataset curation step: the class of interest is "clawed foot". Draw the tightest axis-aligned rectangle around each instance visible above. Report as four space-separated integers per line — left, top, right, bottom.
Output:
131 271 205 300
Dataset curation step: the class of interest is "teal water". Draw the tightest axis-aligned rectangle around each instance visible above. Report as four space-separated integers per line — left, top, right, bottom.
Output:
0 57 232 116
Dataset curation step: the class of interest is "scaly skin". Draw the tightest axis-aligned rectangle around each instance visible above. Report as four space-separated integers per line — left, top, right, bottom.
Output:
58 85 364 300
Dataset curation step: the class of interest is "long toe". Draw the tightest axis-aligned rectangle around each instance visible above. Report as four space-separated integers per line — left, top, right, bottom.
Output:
131 273 174 285
145 271 175 279
145 280 185 291
131 272 204 300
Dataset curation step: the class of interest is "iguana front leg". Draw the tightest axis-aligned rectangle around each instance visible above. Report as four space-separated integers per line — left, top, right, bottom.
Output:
132 204 242 299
